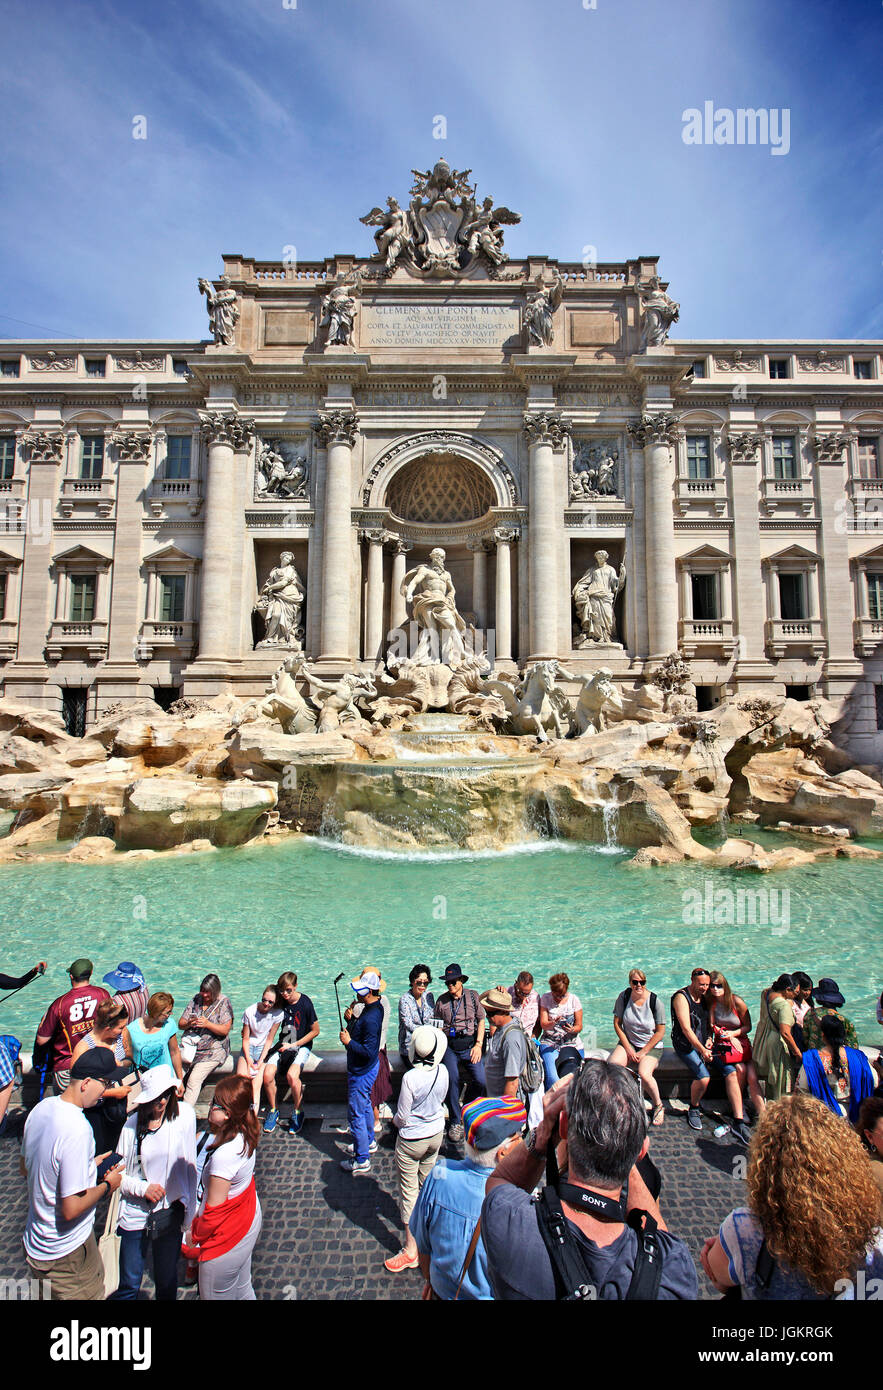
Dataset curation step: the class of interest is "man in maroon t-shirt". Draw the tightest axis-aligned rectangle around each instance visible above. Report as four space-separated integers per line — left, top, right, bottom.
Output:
36 959 110 1093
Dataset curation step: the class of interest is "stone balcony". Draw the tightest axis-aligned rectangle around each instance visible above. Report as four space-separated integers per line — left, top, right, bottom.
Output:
137 619 197 660
0 478 28 505
674 476 728 518
59 477 115 518
678 617 738 659
760 476 815 518
764 617 826 659
147 477 203 517
853 616 883 657
44 619 109 662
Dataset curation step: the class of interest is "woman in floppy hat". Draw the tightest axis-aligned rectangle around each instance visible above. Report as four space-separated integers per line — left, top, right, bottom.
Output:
111 1064 197 1301
385 1025 449 1274
801 978 860 1053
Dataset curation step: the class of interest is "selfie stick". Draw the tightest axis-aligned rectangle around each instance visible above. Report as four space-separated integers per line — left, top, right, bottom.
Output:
0 963 46 1010
333 973 345 1029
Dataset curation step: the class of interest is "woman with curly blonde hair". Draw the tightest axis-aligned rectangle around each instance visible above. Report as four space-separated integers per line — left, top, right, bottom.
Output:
701 1092 882 1299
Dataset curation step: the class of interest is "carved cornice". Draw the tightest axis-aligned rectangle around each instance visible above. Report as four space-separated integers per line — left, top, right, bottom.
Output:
112 430 152 461
726 431 761 464
315 409 359 448
627 412 679 448
199 410 255 450
522 411 571 449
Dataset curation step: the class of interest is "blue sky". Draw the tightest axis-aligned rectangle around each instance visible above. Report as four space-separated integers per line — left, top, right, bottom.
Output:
1 0 880 343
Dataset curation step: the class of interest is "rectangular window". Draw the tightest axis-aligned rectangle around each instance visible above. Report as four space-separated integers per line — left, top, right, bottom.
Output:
778 572 806 621
165 436 191 479
854 360 873 380
769 359 790 379
80 436 104 479
159 574 186 622
690 359 706 379
772 436 798 480
0 572 6 621
691 573 719 620
0 436 15 480
84 358 105 378
785 684 811 702
857 437 880 480
0 360 19 377
868 574 883 622
69 575 96 623
686 435 712 479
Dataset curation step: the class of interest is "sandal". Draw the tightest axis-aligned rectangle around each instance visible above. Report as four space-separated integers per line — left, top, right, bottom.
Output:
651 1104 665 1126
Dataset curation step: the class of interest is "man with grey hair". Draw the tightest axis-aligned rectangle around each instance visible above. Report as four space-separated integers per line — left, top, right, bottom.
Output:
482 1060 697 1299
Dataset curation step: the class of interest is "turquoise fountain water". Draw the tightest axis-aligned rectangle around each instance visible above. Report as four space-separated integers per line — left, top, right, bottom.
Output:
1 834 881 1051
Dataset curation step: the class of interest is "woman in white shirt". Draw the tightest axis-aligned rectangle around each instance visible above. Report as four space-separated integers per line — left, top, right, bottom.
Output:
538 973 585 1089
236 987 284 1131
111 1064 197 1301
384 1025 449 1275
187 1074 262 1301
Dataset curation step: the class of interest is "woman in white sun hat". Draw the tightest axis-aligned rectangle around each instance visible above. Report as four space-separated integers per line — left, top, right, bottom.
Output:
111 1064 197 1301
384 1024 449 1274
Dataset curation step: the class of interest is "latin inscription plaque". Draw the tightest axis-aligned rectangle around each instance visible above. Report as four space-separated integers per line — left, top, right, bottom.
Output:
362 303 520 347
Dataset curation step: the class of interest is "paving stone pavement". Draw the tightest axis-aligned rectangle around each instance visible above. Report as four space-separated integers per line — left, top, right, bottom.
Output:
0 1095 746 1301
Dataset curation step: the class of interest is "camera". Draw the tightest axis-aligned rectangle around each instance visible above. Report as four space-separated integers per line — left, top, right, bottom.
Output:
554 1046 583 1082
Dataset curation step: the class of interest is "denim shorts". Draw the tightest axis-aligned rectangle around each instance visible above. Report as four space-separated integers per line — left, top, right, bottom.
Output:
676 1046 735 1080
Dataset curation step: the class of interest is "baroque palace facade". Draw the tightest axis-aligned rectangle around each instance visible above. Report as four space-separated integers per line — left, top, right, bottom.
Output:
1 159 882 759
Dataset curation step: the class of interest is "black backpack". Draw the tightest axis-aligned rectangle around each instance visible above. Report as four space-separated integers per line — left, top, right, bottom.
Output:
534 1183 663 1300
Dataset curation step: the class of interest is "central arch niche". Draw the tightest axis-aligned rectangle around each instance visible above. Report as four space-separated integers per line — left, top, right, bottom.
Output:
385 454 495 525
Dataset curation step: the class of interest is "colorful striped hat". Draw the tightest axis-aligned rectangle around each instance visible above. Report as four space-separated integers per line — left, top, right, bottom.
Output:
461 1096 527 1150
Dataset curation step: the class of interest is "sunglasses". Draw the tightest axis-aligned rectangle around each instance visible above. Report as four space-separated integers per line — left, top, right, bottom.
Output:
414 978 430 987
709 984 725 991
209 1100 229 1115
629 980 646 988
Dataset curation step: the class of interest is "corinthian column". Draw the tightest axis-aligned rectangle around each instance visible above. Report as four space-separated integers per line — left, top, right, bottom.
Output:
524 411 570 661
197 411 254 659
468 539 489 628
494 527 518 663
388 539 412 634
315 409 358 662
360 528 387 664
628 412 679 658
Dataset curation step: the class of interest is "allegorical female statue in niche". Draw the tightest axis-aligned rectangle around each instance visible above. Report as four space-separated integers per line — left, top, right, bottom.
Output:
254 551 304 649
572 550 626 645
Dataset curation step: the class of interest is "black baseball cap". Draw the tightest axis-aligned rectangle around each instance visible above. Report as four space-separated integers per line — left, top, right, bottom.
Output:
70 1050 130 1084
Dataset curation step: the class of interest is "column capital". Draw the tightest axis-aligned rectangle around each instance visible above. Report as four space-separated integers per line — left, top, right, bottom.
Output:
523 410 571 449
315 408 359 448
466 538 491 553
493 525 520 544
358 526 391 545
199 410 255 450
390 538 412 555
627 412 679 448
22 429 65 463
726 430 761 465
812 430 848 464
112 430 152 462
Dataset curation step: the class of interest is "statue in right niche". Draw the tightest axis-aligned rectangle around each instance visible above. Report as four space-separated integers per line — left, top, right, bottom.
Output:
573 550 626 646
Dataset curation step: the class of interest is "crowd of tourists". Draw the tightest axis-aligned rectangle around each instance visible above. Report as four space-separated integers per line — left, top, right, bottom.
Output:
1 953 882 1303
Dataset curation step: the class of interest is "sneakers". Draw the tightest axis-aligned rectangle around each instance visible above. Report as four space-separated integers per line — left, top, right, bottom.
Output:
340 1158 371 1174
333 1121 352 1135
448 1124 464 1143
262 1109 279 1134
344 1140 377 1155
732 1119 752 1146
288 1109 305 1135
384 1249 419 1273
687 1107 703 1131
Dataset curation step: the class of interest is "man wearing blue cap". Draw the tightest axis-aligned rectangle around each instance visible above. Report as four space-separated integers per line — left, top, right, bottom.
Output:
339 971 383 1174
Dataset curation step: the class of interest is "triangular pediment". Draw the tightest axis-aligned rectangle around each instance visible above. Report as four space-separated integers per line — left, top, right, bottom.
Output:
677 543 732 564
764 543 820 564
142 542 199 565
51 544 111 565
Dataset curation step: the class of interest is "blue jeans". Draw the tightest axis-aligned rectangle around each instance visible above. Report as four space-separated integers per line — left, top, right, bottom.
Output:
539 1042 584 1090
347 1060 379 1162
110 1205 184 1301
441 1046 486 1124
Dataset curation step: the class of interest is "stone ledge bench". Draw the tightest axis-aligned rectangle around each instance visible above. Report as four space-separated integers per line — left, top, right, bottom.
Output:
15 1045 881 1109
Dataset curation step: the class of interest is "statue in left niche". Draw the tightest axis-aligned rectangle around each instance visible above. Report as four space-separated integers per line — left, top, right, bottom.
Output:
319 272 360 347
198 275 239 346
255 442 308 500
253 551 305 649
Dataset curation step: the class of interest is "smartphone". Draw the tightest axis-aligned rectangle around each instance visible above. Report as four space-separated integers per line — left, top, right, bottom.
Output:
97 1152 123 1181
